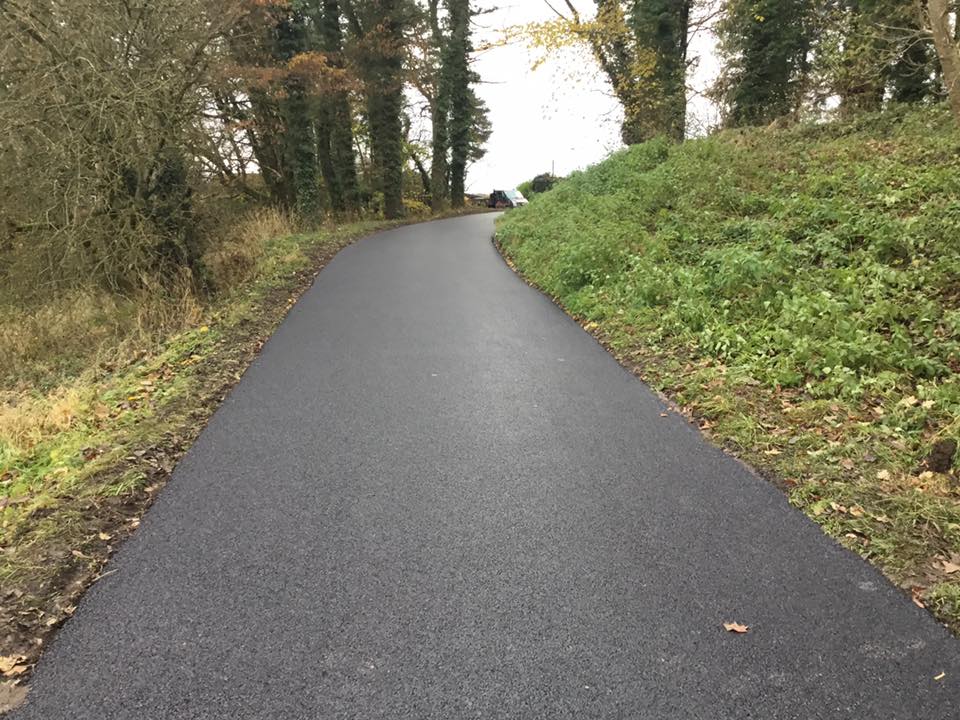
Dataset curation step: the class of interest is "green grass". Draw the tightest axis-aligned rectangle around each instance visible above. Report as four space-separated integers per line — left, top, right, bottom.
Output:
497 104 960 630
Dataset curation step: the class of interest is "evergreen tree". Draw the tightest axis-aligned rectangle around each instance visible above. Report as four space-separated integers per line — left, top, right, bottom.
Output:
717 0 816 127
445 0 473 207
277 10 322 218
427 0 451 211
343 0 410 219
630 0 690 141
313 0 361 213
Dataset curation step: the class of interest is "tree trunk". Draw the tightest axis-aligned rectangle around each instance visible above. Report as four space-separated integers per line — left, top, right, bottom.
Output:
928 0 960 123
429 0 449 211
320 0 360 212
446 0 471 207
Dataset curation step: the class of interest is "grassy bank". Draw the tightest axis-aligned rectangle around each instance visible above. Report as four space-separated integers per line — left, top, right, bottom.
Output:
496 106 960 630
0 211 417 690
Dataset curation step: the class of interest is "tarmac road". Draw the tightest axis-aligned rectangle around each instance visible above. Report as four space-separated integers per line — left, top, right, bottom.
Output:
12 214 959 719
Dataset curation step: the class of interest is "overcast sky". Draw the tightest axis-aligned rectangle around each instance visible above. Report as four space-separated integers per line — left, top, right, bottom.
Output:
465 1 721 193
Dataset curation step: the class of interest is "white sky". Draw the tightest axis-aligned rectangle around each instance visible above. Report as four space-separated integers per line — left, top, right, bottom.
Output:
465 1 721 193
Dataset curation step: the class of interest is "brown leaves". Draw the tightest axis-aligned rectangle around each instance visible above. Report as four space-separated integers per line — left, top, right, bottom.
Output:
0 656 28 678
723 622 750 634
911 588 926 609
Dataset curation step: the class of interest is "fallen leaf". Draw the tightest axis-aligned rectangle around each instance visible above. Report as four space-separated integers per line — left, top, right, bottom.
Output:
0 657 25 676
98 532 112 541
876 470 891 481
942 561 960 575
911 588 926 609
849 505 865 518
840 459 855 470
900 396 919 407
922 400 935 410
723 622 749 634
763 449 781 456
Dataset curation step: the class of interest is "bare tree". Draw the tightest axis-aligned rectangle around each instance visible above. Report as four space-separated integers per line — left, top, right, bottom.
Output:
0 0 244 290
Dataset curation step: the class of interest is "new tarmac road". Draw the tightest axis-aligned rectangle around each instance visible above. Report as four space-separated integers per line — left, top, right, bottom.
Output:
12 214 960 718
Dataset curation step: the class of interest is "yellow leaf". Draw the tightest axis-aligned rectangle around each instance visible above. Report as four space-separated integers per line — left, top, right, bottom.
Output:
98 532 112 541
723 622 749 634
0 656 26 676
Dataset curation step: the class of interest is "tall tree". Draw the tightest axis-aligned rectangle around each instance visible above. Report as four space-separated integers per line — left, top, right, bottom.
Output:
535 1 691 144
445 0 474 206
716 0 816 127
313 0 362 213
427 0 451 210
344 0 410 219
278 10 323 218
630 0 691 141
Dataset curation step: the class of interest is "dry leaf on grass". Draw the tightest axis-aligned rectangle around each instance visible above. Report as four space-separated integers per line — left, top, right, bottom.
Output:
0 656 28 678
723 622 749 634
911 588 926 609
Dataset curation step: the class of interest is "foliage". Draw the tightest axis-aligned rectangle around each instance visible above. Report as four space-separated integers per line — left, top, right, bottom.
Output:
714 0 817 126
498 105 960 628
514 1 690 144
517 173 561 197
345 0 415 219
0 0 243 291
420 0 490 210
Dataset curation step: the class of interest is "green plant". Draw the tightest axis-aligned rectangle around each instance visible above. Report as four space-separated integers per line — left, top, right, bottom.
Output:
497 104 960 631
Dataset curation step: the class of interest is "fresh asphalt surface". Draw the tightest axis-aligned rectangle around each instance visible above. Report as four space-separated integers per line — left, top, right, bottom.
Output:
13 214 960 718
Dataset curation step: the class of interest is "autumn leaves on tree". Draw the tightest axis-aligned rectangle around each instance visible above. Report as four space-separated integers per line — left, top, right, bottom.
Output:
0 0 491 299
532 1 960 143
227 0 489 219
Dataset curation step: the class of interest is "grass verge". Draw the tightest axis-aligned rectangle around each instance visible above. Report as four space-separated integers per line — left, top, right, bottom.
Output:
496 105 960 633
0 212 482 702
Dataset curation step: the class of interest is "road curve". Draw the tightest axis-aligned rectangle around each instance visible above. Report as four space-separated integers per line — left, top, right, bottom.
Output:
12 214 959 719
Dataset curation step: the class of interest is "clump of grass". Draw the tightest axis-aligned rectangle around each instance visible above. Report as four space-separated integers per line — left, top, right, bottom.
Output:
497 104 960 629
203 207 300 291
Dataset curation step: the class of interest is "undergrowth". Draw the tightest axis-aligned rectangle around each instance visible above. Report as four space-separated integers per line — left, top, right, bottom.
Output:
497 105 960 630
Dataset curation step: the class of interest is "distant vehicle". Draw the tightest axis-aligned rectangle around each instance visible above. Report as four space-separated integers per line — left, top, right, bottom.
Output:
487 189 528 209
